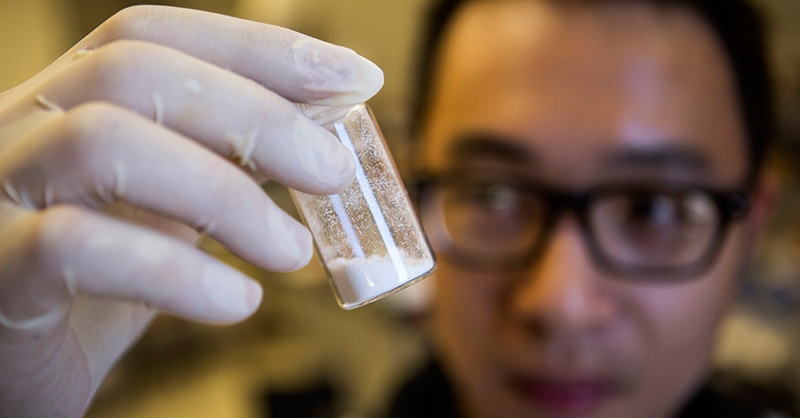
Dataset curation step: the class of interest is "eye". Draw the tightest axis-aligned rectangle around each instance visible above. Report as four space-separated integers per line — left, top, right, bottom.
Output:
439 179 533 241
622 192 715 228
625 195 677 225
464 182 520 213
429 177 547 265
590 189 721 265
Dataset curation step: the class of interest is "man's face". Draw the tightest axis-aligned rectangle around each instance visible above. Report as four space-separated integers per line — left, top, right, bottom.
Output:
417 1 765 417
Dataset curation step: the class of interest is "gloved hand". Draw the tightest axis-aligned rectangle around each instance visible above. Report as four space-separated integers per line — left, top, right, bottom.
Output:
0 6 383 417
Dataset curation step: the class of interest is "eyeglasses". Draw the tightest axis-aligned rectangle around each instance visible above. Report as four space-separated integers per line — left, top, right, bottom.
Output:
413 170 750 279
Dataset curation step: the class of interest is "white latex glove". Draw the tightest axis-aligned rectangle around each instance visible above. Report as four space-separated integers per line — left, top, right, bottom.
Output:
0 6 383 417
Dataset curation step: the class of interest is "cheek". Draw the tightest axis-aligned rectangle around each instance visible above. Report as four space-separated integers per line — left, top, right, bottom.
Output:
636 229 743 355
432 262 498 352
430 263 504 389
627 258 739 409
634 281 730 347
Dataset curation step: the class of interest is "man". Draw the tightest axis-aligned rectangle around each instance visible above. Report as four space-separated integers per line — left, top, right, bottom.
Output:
389 0 779 417
0 1 780 418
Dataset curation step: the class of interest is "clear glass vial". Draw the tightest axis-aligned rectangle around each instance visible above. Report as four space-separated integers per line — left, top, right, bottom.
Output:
291 104 436 309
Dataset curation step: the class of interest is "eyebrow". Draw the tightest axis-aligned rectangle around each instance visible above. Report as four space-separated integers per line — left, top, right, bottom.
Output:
445 132 713 176
446 133 536 165
601 146 712 174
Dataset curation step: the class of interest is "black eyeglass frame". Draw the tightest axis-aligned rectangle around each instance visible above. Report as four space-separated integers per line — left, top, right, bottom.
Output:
411 170 751 280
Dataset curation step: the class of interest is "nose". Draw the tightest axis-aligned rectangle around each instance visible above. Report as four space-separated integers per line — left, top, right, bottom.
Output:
508 217 616 339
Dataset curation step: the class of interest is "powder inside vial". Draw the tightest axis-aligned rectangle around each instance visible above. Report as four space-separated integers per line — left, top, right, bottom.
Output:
327 255 434 309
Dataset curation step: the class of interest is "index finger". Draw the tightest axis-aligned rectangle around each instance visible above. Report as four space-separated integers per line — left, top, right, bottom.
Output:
69 5 384 106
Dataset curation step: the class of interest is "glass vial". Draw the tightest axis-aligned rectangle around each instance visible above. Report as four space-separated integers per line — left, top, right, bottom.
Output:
291 104 436 310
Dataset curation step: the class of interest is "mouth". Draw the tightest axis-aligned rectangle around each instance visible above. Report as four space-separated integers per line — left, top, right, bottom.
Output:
507 374 617 415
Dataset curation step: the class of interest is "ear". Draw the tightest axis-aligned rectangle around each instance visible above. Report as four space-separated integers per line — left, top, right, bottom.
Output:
743 167 781 250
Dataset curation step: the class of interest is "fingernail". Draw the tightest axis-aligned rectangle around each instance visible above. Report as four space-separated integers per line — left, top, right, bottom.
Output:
292 38 384 105
202 263 262 318
293 115 356 189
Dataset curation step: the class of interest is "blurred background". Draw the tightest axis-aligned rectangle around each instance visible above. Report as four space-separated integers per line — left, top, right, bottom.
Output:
1 0 798 416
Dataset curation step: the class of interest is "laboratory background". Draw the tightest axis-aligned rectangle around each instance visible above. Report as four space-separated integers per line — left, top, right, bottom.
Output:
1 0 799 417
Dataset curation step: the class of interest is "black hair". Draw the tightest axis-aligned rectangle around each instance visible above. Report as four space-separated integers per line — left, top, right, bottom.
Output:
410 0 775 180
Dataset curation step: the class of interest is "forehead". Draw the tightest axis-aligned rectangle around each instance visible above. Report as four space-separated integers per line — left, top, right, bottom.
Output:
420 0 748 187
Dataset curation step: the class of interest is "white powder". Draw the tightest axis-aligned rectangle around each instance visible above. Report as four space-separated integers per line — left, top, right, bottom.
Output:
327 255 435 309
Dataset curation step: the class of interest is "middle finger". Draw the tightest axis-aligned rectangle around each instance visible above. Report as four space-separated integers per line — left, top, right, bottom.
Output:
34 40 356 195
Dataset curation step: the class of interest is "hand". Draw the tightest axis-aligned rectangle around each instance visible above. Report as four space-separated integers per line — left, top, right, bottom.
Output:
0 6 383 416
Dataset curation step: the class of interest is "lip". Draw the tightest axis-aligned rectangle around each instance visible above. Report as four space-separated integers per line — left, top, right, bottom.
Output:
507 374 616 415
